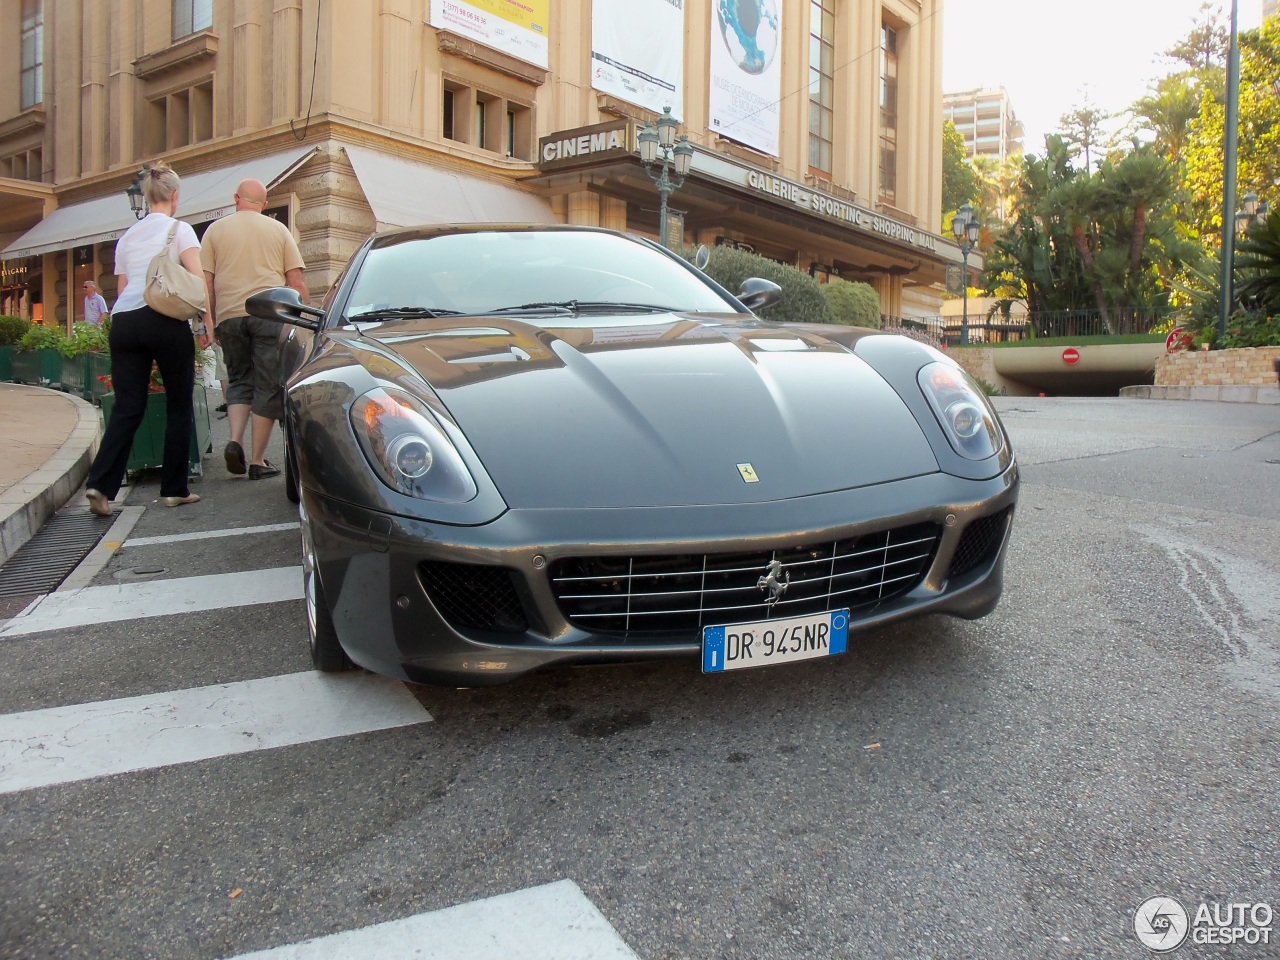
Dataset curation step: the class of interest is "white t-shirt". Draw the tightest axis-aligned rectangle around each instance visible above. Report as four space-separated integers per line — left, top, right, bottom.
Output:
112 213 201 315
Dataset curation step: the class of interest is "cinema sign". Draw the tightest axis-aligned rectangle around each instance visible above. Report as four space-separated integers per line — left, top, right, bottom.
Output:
538 121 635 172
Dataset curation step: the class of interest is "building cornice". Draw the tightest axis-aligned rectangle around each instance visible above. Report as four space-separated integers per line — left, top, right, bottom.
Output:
133 31 219 82
0 109 47 143
436 32 547 86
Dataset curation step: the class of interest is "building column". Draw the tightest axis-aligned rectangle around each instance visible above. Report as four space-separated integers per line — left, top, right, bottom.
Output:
271 0 303 125
600 196 626 231
566 190 600 226
233 0 265 134
379 0 415 132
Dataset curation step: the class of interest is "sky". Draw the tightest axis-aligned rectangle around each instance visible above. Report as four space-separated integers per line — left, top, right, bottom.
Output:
941 0 1265 155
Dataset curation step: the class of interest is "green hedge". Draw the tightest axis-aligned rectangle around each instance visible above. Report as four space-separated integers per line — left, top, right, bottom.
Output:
821 278 881 328
688 246 834 324
0 315 30 346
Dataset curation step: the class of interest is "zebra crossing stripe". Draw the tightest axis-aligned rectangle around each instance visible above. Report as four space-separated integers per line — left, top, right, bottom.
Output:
0 671 429 794
224 879 640 960
125 522 299 548
0 566 303 638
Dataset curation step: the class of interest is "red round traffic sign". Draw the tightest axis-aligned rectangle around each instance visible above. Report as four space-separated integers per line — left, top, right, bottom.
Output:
1166 327 1193 353
1062 347 1080 365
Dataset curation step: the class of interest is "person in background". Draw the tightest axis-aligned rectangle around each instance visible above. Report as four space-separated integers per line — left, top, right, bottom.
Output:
201 178 308 480
83 280 108 326
84 162 207 515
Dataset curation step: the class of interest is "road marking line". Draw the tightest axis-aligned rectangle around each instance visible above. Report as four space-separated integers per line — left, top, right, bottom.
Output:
224 879 640 960
0 671 430 794
0 566 303 638
125 522 299 548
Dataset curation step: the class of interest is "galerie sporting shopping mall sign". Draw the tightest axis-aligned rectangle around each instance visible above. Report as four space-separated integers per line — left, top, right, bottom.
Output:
538 121 954 260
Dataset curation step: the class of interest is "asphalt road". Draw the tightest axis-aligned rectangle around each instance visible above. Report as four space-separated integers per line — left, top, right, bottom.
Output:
1 397 1278 960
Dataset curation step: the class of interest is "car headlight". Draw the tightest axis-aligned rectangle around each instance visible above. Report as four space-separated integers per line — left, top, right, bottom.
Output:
351 387 478 502
917 362 1004 461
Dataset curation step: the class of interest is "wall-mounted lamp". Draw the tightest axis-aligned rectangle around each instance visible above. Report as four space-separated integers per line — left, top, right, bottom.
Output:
125 165 149 220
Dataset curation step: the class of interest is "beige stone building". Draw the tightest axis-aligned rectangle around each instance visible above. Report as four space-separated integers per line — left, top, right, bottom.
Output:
943 86 1023 163
1 0 964 328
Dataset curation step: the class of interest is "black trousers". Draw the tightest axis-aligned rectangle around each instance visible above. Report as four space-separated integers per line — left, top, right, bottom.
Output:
86 305 195 499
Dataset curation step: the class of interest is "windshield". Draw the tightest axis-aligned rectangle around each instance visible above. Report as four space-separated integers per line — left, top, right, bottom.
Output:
344 230 737 321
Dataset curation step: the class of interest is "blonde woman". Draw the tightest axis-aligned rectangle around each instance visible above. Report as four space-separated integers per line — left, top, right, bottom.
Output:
85 162 206 514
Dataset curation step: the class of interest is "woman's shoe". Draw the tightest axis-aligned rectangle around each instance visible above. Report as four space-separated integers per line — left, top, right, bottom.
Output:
162 493 201 508
86 488 112 517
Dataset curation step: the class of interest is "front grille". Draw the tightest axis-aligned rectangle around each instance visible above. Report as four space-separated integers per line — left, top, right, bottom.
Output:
948 507 1012 579
551 522 941 640
419 562 528 633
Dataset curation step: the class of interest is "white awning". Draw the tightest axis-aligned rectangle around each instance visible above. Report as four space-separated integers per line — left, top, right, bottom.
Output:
1 146 318 261
344 145 555 230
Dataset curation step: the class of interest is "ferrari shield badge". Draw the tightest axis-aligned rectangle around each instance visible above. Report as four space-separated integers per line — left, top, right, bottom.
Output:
737 463 760 483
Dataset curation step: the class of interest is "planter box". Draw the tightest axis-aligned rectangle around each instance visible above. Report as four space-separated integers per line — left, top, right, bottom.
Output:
12 348 63 387
61 351 113 402
87 352 113 403
60 354 90 399
99 383 212 476
0 345 12 382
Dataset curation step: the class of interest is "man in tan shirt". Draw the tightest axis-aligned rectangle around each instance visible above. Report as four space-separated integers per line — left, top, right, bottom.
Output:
201 179 308 479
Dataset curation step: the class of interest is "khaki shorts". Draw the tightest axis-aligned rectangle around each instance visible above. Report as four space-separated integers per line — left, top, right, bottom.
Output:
219 315 283 421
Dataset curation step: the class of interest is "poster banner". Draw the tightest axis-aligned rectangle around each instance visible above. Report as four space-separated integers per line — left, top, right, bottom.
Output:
428 0 550 68
708 0 782 156
591 0 684 118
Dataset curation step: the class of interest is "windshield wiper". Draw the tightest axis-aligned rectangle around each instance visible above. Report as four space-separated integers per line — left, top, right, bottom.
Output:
477 300 668 316
347 306 463 321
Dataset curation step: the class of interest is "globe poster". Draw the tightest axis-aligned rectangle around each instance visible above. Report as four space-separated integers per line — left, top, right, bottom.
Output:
591 0 684 118
708 0 781 156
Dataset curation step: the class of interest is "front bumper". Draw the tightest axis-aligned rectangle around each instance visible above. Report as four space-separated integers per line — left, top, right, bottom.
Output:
305 465 1018 685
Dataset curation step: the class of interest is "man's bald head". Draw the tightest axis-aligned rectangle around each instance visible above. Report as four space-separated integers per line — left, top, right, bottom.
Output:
234 179 268 211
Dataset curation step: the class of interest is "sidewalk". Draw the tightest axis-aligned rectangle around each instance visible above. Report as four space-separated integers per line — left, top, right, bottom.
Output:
0 383 102 564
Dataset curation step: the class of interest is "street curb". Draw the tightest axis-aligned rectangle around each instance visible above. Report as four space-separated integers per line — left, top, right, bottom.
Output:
1120 384 1280 404
0 391 103 565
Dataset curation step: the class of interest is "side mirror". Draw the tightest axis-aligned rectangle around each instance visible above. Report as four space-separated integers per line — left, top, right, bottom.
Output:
246 287 324 332
737 277 782 313
694 244 711 270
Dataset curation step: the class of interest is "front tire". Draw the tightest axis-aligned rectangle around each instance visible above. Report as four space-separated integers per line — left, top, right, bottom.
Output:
301 503 352 672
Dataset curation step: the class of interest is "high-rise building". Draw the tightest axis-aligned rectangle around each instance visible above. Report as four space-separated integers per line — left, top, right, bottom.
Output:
943 87 1024 162
1 0 970 325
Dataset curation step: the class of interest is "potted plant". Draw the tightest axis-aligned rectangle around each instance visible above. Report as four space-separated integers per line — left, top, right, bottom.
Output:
13 322 70 387
0 314 31 382
98 334 212 476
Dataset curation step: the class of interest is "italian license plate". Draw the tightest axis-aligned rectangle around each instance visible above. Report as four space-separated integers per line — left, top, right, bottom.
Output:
702 609 849 673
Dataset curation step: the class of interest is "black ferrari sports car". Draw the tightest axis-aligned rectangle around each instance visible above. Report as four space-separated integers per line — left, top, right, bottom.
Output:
248 224 1017 686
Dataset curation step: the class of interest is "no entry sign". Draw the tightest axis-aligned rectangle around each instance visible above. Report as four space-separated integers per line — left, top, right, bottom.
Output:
1062 347 1081 365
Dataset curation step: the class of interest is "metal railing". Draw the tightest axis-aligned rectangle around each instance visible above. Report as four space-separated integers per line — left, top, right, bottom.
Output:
880 309 1173 347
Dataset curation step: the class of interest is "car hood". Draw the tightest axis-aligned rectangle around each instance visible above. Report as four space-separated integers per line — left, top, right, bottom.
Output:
354 314 939 508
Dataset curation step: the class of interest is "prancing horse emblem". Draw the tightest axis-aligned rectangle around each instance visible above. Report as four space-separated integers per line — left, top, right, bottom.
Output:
757 559 790 610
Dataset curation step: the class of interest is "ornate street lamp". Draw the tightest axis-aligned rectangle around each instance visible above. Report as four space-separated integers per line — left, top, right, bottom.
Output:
638 106 694 249
952 201 981 346
1235 191 1260 235
125 165 149 220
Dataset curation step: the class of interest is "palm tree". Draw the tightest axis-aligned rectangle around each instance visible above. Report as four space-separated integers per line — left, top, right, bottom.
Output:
1131 75 1202 163
1235 214 1280 317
